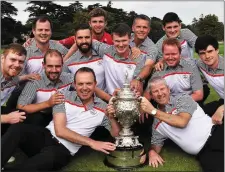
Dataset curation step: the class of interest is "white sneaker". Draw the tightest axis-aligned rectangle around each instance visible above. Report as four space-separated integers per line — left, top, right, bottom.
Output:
7 156 15 163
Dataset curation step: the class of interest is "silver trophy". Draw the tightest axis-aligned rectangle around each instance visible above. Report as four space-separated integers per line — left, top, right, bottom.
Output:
105 72 146 169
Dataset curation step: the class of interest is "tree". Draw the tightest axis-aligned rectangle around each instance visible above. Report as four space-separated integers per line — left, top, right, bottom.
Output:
1 1 25 44
149 17 164 43
191 14 224 41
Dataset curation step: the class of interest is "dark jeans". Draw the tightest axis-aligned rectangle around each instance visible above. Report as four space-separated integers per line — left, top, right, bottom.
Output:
1 123 72 171
197 124 224 172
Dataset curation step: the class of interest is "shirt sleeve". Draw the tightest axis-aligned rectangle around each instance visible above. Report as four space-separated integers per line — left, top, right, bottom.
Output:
133 54 146 78
58 36 75 47
145 40 158 62
175 94 197 115
17 81 38 105
156 38 164 61
92 40 113 57
100 115 111 131
190 62 203 92
182 29 197 48
151 119 167 146
54 42 69 57
53 102 66 114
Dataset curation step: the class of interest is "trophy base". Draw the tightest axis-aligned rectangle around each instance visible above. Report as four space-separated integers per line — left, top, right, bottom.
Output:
104 145 146 170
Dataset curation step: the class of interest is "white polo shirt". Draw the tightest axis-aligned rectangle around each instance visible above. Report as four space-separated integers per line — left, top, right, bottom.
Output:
151 94 214 155
197 56 224 99
46 91 110 155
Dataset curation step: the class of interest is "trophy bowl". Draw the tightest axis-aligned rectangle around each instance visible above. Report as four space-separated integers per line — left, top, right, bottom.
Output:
104 73 146 170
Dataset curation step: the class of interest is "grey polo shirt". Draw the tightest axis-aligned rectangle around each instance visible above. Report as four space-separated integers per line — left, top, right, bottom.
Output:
24 39 68 74
17 72 74 111
151 58 203 96
1 74 20 106
130 33 158 62
156 28 197 60
63 49 105 90
197 56 224 98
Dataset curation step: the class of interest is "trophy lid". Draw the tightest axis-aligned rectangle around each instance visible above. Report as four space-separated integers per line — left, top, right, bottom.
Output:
117 71 136 99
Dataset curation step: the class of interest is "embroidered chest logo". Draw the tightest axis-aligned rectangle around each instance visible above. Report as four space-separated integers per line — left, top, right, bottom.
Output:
171 108 178 115
90 109 98 116
97 60 103 65
127 65 133 70
183 74 190 80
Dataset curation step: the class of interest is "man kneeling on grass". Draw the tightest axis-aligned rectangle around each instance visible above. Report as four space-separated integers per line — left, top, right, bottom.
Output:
1 67 121 171
140 76 223 172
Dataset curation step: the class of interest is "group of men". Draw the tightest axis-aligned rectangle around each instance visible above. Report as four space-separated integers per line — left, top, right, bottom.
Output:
1 7 224 172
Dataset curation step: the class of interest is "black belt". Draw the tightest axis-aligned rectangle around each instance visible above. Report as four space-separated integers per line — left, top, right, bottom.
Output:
51 135 62 145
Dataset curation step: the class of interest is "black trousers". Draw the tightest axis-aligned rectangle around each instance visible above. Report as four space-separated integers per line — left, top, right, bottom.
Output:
197 124 224 172
1 123 72 171
1 106 17 136
203 98 224 117
24 111 53 127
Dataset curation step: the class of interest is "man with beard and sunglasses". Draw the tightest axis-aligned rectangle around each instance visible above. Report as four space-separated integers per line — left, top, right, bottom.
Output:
20 16 69 82
17 49 74 127
63 24 106 91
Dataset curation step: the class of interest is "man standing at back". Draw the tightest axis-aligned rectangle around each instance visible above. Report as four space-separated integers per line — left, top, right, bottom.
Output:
63 24 106 91
22 16 68 78
131 14 158 81
156 12 197 60
61 8 113 61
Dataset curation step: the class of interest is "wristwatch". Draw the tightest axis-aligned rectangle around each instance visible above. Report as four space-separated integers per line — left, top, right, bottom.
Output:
135 76 144 83
151 109 157 116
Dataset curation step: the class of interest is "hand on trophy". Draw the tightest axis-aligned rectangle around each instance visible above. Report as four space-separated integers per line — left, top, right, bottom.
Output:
140 97 155 115
90 140 116 154
106 104 116 119
130 79 143 94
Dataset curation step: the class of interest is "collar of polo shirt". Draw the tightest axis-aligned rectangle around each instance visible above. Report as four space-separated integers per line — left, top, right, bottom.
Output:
130 33 149 48
77 48 99 59
41 71 63 86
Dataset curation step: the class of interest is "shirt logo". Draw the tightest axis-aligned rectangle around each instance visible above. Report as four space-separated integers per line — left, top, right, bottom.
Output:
127 65 133 70
183 74 190 80
171 109 178 115
97 60 103 65
90 109 97 116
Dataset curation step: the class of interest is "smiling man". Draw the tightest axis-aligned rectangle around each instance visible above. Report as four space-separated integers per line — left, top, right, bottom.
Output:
140 76 223 172
63 24 106 91
17 49 73 127
1 43 27 135
1 67 120 171
152 38 204 103
21 16 69 79
91 23 147 97
156 12 197 61
130 15 158 81
61 8 113 61
195 35 224 122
